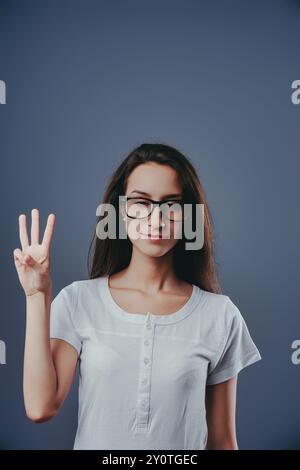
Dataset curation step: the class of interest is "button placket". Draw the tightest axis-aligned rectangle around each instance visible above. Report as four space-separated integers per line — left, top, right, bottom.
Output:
136 312 155 432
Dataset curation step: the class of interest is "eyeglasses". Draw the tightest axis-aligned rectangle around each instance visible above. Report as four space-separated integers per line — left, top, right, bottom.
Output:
120 196 186 221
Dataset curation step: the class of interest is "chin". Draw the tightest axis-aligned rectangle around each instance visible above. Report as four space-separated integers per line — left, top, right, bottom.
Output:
132 239 177 258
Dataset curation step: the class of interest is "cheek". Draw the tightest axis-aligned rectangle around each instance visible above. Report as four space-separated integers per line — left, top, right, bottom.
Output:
173 222 184 240
125 219 148 240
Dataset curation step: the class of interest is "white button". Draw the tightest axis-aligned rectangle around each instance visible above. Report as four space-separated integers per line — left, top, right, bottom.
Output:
144 357 149 364
144 339 149 346
142 399 147 407
147 323 152 330
142 378 147 384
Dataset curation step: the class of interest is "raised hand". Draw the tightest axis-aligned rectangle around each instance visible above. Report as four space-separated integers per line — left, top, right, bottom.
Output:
13 208 56 297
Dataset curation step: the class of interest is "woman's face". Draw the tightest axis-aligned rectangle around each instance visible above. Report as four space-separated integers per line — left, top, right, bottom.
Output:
121 162 184 258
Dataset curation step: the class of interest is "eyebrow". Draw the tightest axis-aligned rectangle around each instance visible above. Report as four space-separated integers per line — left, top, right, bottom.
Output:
129 190 183 199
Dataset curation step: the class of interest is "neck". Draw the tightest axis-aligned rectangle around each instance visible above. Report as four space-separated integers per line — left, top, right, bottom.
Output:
122 247 179 293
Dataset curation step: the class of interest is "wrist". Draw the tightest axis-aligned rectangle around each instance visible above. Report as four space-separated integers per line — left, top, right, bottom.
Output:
26 289 52 302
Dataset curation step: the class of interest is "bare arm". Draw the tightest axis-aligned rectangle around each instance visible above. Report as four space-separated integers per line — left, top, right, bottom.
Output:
24 291 78 422
205 375 239 450
14 208 78 422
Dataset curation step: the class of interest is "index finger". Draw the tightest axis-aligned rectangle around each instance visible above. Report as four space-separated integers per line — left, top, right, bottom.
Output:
19 214 29 251
42 213 56 251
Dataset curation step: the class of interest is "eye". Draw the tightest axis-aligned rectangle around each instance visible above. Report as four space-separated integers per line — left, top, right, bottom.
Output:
126 199 152 209
165 200 183 207
135 199 151 206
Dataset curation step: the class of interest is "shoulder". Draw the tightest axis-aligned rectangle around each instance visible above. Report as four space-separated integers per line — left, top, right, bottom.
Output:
54 277 105 309
197 288 238 323
69 277 106 296
52 277 107 329
68 276 109 311
196 288 245 343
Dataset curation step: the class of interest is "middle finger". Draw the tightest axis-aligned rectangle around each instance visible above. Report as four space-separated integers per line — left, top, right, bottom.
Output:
31 208 40 245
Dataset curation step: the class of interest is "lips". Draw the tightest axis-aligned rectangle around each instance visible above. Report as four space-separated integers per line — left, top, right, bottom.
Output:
140 233 164 239
144 235 163 239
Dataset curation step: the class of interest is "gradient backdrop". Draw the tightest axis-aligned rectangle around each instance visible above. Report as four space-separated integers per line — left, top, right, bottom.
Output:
0 0 300 449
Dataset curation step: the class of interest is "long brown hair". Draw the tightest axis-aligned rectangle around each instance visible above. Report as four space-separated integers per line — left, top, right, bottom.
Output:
87 143 222 294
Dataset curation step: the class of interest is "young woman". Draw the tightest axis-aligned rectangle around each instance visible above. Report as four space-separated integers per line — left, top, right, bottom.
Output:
13 143 262 450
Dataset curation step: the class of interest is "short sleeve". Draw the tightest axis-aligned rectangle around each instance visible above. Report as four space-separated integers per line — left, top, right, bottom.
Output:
206 297 262 385
50 282 82 355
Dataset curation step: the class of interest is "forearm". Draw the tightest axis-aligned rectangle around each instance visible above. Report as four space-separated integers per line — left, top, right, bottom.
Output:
23 289 58 421
205 436 239 450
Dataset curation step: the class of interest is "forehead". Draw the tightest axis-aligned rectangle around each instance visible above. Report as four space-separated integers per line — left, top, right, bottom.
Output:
126 163 182 198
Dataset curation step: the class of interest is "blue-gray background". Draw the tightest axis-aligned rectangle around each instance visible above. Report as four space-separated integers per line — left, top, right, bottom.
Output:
0 0 299 450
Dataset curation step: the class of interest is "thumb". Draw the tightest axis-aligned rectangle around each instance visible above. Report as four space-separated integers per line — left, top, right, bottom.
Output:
23 254 37 267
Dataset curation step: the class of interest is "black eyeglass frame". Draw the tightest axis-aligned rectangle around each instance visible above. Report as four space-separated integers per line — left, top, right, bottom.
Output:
119 195 187 221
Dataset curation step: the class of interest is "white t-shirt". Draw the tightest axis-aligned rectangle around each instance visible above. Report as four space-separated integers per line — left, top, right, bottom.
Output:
49 275 262 450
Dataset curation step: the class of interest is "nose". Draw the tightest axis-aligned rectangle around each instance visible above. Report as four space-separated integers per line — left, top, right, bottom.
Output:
149 205 165 229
